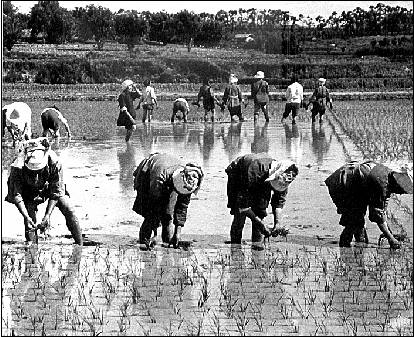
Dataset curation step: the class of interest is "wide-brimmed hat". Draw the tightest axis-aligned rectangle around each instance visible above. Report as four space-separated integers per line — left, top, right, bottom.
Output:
172 163 204 195
121 79 134 91
254 71 265 79
318 78 326 84
23 137 50 170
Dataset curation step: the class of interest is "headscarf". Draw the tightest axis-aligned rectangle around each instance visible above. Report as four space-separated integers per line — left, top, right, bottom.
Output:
14 137 50 170
121 79 134 91
172 163 204 195
265 159 298 191
254 71 265 79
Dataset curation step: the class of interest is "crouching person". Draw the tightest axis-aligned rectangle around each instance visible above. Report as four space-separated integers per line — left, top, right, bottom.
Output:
5 137 83 245
325 160 413 249
133 153 204 249
171 98 190 123
226 153 298 250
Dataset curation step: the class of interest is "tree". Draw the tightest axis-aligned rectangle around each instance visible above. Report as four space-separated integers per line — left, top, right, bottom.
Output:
2 1 26 50
78 4 114 50
28 1 72 44
114 10 148 51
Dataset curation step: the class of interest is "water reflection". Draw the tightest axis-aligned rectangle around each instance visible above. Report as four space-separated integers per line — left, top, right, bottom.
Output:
311 122 332 165
172 122 189 144
221 121 243 161
135 123 155 156
117 142 137 193
283 122 303 163
201 123 215 162
251 121 269 154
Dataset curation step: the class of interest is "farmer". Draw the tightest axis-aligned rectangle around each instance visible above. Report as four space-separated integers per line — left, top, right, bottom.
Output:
306 78 333 123
138 79 158 123
171 98 190 123
226 153 298 249
132 152 204 249
250 71 270 123
41 105 72 139
5 137 83 245
325 160 413 249
222 74 245 122
117 79 141 142
281 74 303 124
2 102 32 146
195 78 223 122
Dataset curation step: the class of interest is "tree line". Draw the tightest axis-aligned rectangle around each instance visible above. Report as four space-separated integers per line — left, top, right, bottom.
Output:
2 1 413 53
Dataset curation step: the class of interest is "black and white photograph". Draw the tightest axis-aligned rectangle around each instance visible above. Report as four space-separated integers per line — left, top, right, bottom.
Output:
1 1 413 335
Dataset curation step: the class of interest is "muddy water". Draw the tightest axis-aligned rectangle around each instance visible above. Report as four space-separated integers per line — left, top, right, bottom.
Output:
2 117 373 246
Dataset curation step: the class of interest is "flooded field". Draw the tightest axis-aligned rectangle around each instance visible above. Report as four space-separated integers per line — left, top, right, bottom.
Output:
2 100 413 335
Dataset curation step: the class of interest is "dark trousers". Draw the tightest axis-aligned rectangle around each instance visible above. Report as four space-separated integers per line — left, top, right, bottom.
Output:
24 196 82 245
339 210 368 247
253 102 269 122
283 103 300 119
230 209 265 244
228 106 244 121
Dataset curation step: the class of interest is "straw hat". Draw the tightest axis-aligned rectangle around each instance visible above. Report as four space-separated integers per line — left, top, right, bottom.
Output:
318 78 326 84
254 71 265 79
229 74 238 84
121 79 134 91
387 162 413 194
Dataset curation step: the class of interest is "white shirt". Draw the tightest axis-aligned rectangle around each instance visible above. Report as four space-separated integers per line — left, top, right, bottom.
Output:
175 98 190 111
141 86 157 105
286 82 303 104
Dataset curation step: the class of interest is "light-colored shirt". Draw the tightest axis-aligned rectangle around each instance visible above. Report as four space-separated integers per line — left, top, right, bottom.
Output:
286 82 303 104
141 86 157 105
175 98 190 111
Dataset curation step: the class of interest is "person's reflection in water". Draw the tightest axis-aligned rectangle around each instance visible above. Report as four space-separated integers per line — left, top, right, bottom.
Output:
251 121 269 154
172 122 189 144
311 122 332 165
284 122 303 164
201 123 215 162
223 121 243 160
117 141 136 193
6 245 82 335
135 123 154 156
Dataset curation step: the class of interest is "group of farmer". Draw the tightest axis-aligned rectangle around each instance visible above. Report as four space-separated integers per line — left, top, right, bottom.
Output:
2 72 412 251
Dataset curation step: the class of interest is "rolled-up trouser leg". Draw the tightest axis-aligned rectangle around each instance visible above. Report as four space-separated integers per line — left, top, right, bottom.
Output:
57 196 83 245
24 201 38 242
230 211 246 244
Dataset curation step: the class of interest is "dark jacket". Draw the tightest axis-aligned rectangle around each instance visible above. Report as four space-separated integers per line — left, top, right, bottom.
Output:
226 153 288 218
117 90 140 127
223 84 242 108
132 153 191 227
6 151 65 204
251 79 269 104
197 84 215 110
325 161 405 223
309 85 331 112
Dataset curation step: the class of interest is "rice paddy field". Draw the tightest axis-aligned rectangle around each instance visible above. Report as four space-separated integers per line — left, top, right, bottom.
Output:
1 96 413 336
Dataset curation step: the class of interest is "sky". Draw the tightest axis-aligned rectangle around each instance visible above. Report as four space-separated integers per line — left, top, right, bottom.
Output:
10 1 414 19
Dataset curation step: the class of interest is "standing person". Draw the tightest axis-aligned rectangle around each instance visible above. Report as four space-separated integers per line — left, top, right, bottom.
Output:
138 79 158 123
41 105 72 139
250 71 270 123
307 77 333 123
325 160 413 249
5 137 83 245
2 102 32 146
222 74 245 122
281 75 303 124
132 153 204 250
226 153 298 249
171 98 190 123
117 79 141 142
195 78 222 122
